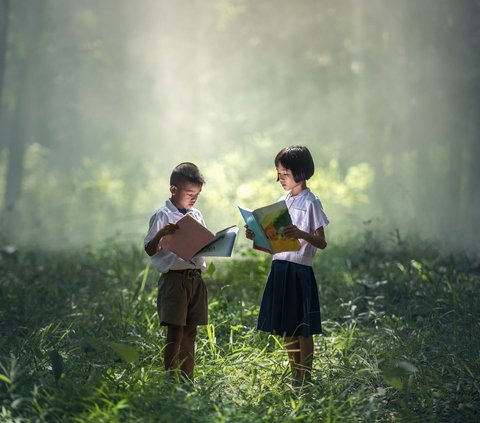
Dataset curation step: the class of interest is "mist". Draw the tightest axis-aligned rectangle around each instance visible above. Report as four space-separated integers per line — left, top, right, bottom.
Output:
1 0 479 254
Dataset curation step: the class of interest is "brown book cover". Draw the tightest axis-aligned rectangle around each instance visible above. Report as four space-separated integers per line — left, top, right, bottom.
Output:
160 214 238 261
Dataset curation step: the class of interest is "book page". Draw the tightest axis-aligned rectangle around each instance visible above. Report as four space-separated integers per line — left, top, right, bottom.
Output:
252 200 301 253
194 225 239 258
238 206 273 254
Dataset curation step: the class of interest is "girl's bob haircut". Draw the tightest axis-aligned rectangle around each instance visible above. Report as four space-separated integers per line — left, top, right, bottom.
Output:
274 146 315 182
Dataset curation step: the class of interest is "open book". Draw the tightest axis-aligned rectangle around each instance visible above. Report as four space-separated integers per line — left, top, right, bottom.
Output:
238 200 301 254
160 214 238 261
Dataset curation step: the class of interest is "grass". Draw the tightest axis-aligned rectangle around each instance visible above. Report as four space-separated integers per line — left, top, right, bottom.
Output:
0 236 479 422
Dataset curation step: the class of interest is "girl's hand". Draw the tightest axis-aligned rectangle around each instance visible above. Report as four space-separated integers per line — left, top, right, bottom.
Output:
283 225 305 239
284 226 327 249
244 226 255 240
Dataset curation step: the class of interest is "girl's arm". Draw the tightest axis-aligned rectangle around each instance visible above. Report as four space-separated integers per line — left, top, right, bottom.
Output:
283 225 327 250
244 226 255 240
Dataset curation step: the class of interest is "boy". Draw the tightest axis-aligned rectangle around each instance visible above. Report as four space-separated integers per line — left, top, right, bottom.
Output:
144 162 207 381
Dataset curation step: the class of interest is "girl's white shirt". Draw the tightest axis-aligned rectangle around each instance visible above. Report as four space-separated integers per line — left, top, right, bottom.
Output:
144 199 207 273
273 188 329 267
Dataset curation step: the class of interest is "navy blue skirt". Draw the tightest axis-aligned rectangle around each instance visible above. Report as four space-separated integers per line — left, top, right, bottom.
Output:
257 260 322 337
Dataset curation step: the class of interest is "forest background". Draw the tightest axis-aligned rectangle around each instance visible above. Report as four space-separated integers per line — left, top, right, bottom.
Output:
1 0 479 254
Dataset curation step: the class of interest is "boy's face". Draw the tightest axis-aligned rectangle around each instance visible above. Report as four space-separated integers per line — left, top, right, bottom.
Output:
170 182 203 210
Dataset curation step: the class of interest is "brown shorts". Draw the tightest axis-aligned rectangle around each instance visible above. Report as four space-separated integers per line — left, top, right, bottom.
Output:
157 269 208 326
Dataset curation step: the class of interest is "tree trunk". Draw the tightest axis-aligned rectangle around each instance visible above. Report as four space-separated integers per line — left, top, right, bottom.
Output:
0 0 10 151
4 1 45 210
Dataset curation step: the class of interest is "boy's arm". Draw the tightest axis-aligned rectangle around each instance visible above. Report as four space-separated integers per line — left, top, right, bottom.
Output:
144 223 179 256
283 225 327 250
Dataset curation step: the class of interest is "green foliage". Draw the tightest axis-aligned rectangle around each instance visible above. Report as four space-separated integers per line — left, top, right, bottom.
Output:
0 140 376 251
48 350 64 383
7 0 480 255
0 238 479 421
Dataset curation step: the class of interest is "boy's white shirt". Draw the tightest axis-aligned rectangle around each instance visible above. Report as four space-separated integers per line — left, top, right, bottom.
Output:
273 188 329 267
144 199 207 273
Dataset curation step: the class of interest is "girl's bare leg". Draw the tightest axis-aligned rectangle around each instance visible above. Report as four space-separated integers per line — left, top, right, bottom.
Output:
298 335 314 383
284 336 301 385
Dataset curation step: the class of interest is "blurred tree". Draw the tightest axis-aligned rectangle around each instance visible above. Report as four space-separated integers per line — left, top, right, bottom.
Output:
3 0 46 210
0 0 9 128
456 0 480 245
0 0 478 252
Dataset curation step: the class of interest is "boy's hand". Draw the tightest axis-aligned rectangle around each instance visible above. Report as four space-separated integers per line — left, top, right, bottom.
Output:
159 223 179 237
145 223 180 256
244 225 255 240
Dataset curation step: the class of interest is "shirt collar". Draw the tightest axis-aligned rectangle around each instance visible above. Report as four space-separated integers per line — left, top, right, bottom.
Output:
287 188 310 201
165 199 191 215
165 199 178 212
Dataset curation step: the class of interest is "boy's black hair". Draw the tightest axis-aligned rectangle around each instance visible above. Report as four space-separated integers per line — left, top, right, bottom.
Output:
274 145 315 182
170 162 205 186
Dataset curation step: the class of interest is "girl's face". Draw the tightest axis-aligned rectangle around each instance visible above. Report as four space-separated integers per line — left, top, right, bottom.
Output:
170 182 202 210
276 165 304 195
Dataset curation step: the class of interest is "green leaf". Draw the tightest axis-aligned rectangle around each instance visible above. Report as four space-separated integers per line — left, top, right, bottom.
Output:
49 350 64 381
383 360 417 389
82 336 102 353
108 342 139 363
205 262 216 277
396 360 418 374
0 374 12 384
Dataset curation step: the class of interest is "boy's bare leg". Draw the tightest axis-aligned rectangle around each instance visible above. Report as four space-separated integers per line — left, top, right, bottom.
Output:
165 325 184 374
179 325 197 381
284 337 301 385
298 335 314 383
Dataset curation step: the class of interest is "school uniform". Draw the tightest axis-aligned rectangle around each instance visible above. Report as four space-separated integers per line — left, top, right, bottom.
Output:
144 200 208 326
257 189 329 337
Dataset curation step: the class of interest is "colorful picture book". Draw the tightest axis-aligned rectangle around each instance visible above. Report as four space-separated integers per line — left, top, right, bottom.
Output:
238 200 301 254
160 214 238 261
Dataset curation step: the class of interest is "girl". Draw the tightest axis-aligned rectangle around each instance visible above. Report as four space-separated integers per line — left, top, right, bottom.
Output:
246 145 329 387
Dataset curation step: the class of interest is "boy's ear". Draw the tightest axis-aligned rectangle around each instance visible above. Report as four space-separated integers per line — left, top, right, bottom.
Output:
170 185 177 195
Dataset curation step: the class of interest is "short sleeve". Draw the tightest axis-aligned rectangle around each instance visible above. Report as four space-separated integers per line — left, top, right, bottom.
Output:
144 210 167 247
310 197 329 231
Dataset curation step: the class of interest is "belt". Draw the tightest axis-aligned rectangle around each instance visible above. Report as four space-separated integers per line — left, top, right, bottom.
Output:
168 269 202 279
